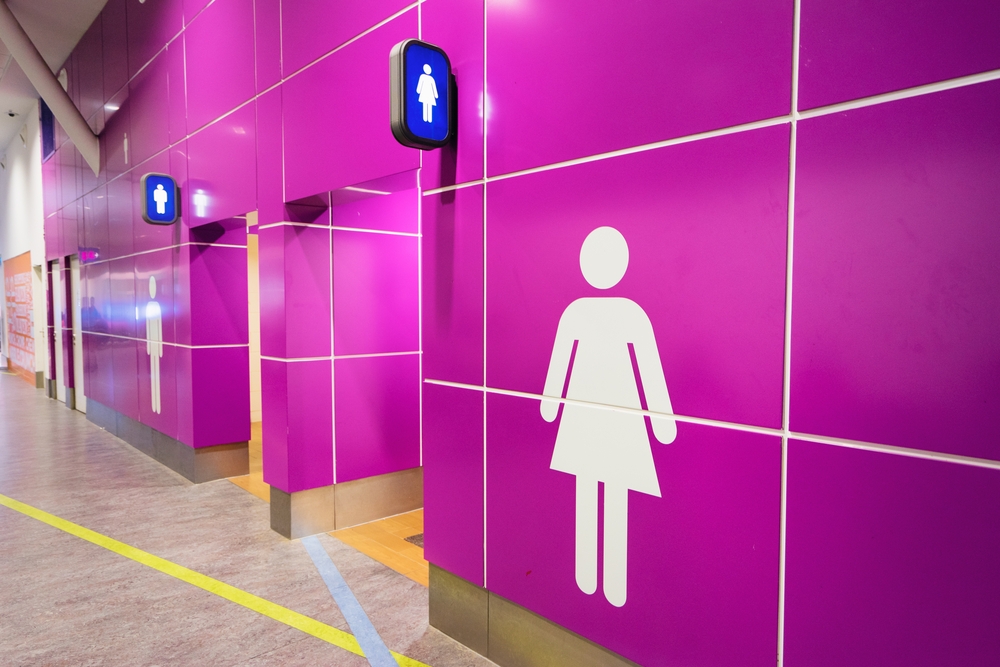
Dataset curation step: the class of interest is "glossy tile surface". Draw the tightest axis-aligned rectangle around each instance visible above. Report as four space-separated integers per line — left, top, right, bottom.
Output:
486 392 781 667
334 354 420 483
799 0 1000 109
791 82 1000 459
487 125 789 428
486 0 792 175
784 440 1000 667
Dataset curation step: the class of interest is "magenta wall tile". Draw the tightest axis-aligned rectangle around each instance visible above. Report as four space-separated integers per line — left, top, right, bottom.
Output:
784 440 1000 666
108 255 136 339
422 185 483 385
257 225 286 356
183 0 212 24
331 188 418 234
111 335 140 420
184 0 256 132
137 341 178 438
81 188 110 262
102 0 129 99
486 392 780 666
167 41 187 144
169 142 190 234
105 175 134 260
334 354 420 483
261 359 333 492
255 87 283 226
332 230 418 356
423 382 484 586
82 332 115 407
254 0 281 92
184 243 248 346
81 260 112 335
258 225 332 359
76 19 104 125
283 10 419 201
127 0 182 79
486 0 792 176
60 204 80 258
420 0 484 187
187 102 257 224
187 345 250 447
799 0 1000 110
261 358 289 487
791 82 1000 460
128 51 171 167
280 0 413 77
488 126 789 428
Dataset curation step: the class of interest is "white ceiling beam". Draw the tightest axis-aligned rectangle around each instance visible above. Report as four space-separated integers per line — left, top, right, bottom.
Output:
0 0 99 174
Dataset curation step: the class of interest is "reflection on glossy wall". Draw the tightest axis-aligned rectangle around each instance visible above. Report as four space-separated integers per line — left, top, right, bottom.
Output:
44 0 1000 665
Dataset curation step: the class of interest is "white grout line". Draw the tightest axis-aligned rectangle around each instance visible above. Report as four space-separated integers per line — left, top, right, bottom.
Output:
423 179 485 197
482 0 489 590
83 242 247 267
261 354 330 363
330 226 420 238
424 378 1000 473
330 224 337 485
425 378 783 435
797 67 1000 119
419 66 1000 199
786 433 1000 471
334 350 420 360
271 3 420 89
776 1 802 662
82 330 248 349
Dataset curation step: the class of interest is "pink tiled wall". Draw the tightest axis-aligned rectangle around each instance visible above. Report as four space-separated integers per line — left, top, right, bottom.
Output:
45 0 1000 664
416 1 1000 666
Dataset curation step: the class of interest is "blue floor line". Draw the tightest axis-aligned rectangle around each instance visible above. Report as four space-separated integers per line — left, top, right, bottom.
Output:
302 535 399 667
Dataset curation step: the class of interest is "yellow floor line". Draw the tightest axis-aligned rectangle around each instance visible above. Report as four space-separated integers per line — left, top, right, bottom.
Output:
0 493 430 667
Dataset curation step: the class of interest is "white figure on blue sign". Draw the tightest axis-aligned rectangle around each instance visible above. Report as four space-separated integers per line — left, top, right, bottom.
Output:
416 64 438 123
153 183 169 215
146 276 163 415
541 226 676 608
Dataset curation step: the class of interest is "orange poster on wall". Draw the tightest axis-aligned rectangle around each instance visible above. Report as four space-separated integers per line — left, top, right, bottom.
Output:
3 252 35 384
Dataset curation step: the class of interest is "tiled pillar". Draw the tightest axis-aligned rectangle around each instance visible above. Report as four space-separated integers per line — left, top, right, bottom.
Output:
169 220 252 481
259 186 423 539
259 219 335 537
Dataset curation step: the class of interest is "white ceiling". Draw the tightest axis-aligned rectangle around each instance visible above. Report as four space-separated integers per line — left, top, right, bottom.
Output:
0 0 108 153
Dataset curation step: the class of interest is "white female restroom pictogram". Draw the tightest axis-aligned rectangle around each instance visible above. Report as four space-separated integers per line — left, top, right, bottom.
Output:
541 226 677 607
416 64 438 123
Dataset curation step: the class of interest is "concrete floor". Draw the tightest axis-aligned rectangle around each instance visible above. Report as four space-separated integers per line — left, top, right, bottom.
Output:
0 373 493 666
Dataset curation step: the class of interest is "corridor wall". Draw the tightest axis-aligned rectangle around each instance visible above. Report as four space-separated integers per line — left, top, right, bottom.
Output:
417 1 1000 666
38 0 1000 665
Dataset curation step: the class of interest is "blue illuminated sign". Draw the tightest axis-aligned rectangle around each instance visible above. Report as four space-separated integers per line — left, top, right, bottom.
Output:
140 173 179 225
390 39 452 150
